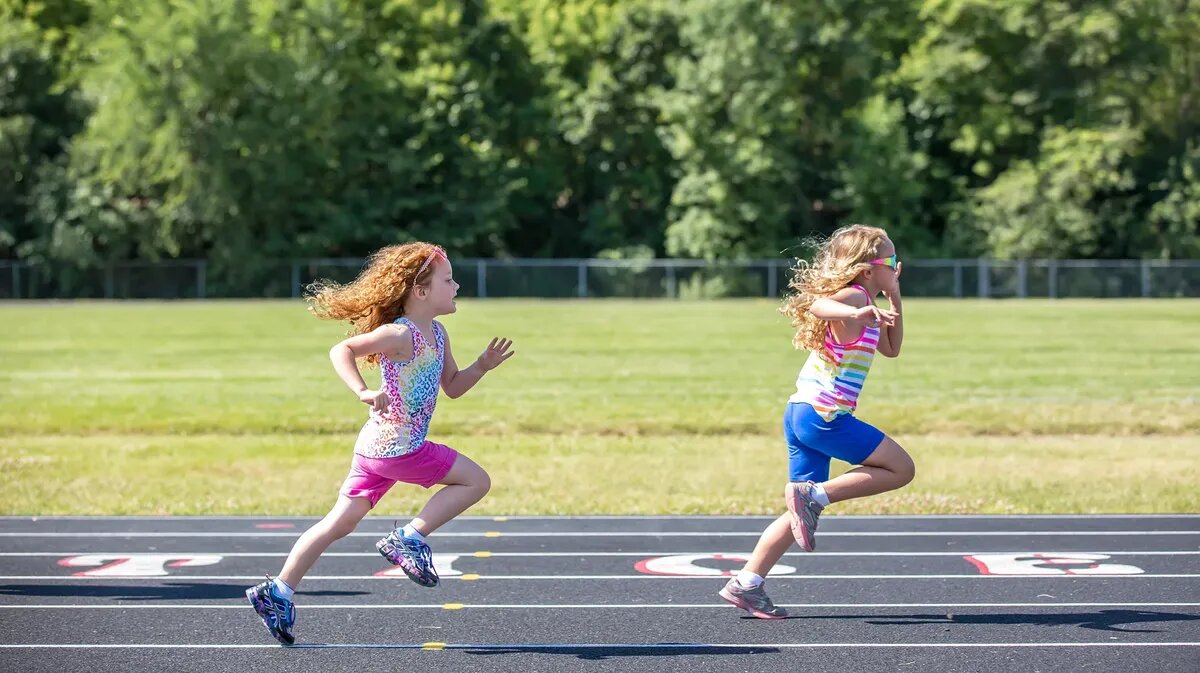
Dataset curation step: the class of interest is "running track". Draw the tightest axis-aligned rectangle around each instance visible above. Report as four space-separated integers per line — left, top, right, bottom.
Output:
0 515 1197 672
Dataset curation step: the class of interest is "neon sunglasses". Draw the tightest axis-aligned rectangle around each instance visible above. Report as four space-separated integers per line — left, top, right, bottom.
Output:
869 254 898 269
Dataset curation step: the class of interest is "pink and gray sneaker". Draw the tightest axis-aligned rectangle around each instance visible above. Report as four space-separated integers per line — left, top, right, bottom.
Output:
718 577 787 619
785 481 825 551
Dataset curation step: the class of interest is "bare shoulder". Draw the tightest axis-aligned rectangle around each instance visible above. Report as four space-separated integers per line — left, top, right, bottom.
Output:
380 321 411 338
831 286 869 308
374 321 415 350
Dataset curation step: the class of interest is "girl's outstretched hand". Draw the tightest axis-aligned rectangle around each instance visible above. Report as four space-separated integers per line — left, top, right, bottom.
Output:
852 305 898 328
478 337 516 371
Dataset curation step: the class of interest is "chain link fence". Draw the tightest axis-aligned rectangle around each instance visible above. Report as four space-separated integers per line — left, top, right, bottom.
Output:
1 258 1198 300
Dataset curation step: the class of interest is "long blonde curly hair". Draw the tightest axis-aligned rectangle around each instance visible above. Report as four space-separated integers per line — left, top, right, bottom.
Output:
306 242 445 366
781 224 889 363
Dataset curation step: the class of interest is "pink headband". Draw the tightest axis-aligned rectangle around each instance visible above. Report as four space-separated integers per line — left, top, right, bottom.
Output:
416 246 447 277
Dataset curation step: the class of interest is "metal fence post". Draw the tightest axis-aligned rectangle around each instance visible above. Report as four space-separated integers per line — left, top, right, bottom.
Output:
1016 259 1028 299
1048 260 1058 299
1141 260 1151 298
978 259 990 298
766 260 777 298
577 261 588 298
666 264 677 299
953 261 963 299
197 261 207 299
476 259 487 299
104 265 115 299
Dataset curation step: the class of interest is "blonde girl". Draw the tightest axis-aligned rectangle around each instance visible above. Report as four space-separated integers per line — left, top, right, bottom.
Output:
719 224 915 619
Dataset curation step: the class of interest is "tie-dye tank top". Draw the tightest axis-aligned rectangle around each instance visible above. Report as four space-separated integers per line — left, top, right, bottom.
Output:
353 317 445 458
788 284 880 421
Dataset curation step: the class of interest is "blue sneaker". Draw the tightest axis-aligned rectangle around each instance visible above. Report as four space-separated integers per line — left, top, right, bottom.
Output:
377 529 439 587
246 575 295 645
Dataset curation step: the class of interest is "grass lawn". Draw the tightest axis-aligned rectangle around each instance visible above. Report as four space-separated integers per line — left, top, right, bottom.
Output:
1 299 1197 514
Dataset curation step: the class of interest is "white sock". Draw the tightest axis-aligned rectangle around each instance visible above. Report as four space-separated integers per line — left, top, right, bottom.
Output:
735 571 764 588
401 523 427 543
811 483 831 507
271 577 295 601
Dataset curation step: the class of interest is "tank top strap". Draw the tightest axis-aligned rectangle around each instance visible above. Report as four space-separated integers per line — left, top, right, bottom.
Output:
848 283 873 302
431 321 446 354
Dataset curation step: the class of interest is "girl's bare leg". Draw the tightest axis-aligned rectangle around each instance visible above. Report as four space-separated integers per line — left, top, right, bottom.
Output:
822 436 915 504
741 513 794 578
279 495 372 588
407 454 491 535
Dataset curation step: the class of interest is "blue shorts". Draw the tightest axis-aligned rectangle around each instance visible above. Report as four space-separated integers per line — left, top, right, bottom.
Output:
784 402 885 483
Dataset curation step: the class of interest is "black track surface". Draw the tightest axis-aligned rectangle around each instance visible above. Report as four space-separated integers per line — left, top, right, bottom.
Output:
1 515 1197 673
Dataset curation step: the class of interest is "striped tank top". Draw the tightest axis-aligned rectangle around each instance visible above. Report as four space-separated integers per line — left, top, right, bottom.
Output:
788 283 880 421
353 317 445 458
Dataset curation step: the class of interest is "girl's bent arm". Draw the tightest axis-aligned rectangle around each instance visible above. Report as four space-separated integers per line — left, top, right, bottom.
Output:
877 293 904 357
329 342 370 393
810 296 865 321
876 264 904 357
330 325 411 396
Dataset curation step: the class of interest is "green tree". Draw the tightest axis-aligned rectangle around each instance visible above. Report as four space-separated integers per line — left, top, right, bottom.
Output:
661 0 916 259
0 10 87 260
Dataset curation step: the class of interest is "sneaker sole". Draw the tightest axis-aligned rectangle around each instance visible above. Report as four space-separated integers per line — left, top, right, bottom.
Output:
245 588 295 645
377 542 439 588
784 483 816 552
718 587 786 620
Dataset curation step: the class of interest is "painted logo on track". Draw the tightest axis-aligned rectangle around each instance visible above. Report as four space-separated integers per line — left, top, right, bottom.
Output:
964 553 1144 575
58 554 224 577
634 554 797 577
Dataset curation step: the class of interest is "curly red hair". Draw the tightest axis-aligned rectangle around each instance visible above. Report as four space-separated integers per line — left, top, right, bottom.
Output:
306 242 445 365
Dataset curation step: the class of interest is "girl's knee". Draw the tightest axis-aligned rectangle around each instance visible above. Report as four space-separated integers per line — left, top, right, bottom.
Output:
894 449 916 486
320 502 368 539
870 437 915 486
323 517 359 539
474 469 492 496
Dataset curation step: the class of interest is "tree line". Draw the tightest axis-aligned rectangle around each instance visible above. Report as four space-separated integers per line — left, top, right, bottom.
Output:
2 0 1197 288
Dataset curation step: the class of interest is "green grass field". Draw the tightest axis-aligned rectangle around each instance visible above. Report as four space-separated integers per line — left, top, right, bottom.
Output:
1 299 1197 515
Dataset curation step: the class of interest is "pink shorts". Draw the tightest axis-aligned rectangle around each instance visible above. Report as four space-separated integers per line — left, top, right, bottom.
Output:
339 440 458 508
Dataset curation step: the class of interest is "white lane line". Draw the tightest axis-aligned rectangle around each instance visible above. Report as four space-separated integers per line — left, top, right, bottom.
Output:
3 602 1200 610
3 514 1198 520
0 642 1197 650
1 550 1197 557
1 531 1196 538
0 574 1197 580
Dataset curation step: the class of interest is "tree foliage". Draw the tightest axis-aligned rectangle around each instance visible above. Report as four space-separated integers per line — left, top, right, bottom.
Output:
2 0 1197 283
